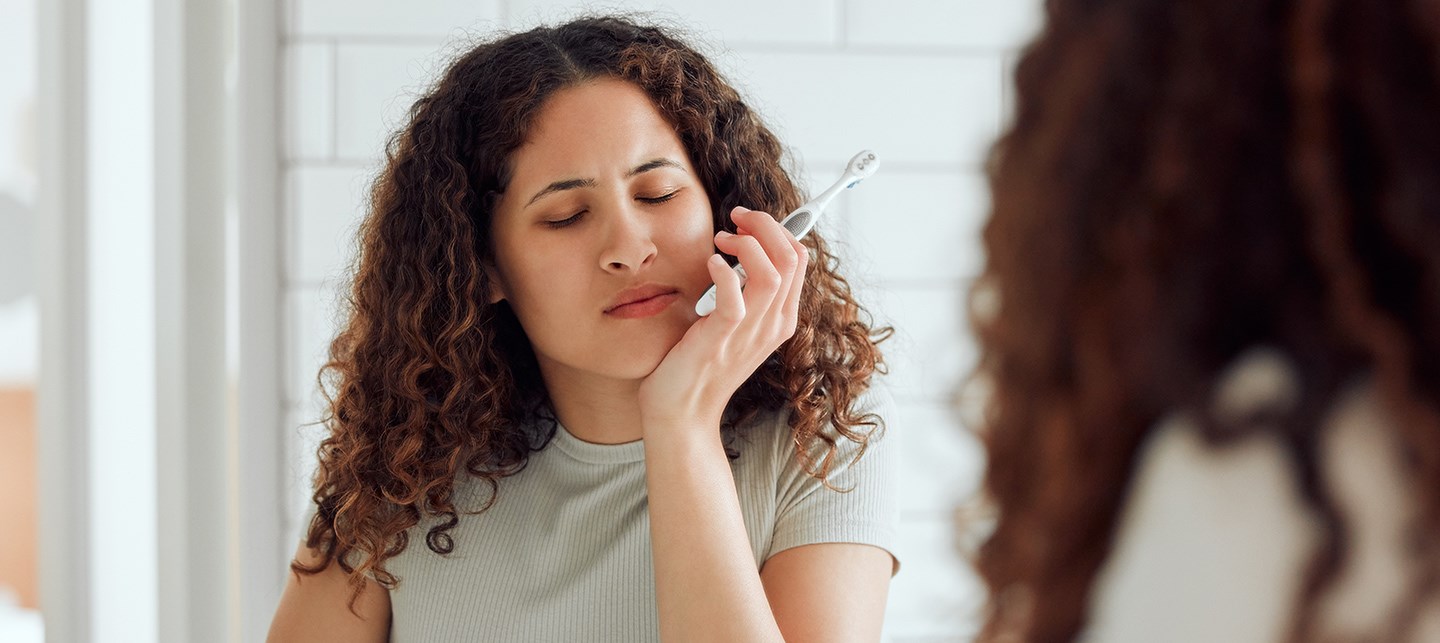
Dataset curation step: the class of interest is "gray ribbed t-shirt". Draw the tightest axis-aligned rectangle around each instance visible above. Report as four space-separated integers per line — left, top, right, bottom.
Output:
304 388 898 641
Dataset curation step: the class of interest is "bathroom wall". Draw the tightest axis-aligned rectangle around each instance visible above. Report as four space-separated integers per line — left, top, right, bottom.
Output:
279 2 1041 638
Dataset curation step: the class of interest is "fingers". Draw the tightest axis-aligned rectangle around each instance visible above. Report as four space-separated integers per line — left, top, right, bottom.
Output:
714 225 781 307
736 207 805 325
732 207 800 284
713 206 806 338
705 253 745 324
780 235 808 335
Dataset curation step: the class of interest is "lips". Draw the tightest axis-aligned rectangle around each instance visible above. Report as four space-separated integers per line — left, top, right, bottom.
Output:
605 283 681 316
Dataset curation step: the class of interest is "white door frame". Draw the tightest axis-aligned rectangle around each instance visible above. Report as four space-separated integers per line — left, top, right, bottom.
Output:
235 0 287 639
36 0 92 638
35 0 285 640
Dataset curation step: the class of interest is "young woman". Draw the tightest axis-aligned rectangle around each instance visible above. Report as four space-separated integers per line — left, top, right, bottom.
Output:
267 16 898 643
971 0 1440 640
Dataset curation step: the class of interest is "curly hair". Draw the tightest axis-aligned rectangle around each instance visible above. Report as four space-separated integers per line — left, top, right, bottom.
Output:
970 0 1440 640
292 15 891 606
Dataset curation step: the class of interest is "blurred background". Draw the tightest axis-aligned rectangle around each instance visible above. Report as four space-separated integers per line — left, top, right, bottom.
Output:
3 1 1041 641
2 0 41 640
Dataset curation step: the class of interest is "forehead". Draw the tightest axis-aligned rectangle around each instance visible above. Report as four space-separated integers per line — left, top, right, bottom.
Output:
506 78 691 184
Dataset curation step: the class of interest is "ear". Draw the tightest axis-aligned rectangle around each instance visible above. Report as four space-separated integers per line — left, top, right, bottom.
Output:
483 261 508 304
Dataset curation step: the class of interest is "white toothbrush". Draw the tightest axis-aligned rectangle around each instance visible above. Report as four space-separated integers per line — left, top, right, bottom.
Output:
695 149 880 317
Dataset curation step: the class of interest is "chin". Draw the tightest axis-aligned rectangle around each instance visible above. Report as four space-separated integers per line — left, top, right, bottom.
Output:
609 324 686 379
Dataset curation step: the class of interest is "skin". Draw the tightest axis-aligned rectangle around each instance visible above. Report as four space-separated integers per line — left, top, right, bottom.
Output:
486 78 719 446
268 78 893 642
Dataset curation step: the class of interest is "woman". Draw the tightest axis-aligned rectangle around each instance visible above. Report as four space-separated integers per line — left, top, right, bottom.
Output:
267 16 898 643
971 0 1440 640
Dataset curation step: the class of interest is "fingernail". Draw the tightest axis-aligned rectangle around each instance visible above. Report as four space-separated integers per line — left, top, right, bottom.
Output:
716 230 734 239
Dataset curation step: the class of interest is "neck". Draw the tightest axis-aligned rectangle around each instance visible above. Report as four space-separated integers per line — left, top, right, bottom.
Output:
536 357 645 445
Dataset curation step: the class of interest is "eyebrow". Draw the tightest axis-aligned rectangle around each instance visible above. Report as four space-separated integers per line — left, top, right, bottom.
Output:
524 157 687 208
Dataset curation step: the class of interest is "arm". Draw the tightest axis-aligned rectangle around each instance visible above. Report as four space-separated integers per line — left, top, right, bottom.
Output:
267 541 391 643
640 206 892 641
644 424 785 642
761 388 900 641
761 543 894 642
645 425 895 643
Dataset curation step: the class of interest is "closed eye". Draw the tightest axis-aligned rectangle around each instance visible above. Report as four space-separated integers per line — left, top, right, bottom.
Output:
544 189 678 228
544 210 585 229
638 190 679 204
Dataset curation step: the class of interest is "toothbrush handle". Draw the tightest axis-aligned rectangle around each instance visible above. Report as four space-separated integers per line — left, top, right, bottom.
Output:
694 149 877 317
694 262 749 316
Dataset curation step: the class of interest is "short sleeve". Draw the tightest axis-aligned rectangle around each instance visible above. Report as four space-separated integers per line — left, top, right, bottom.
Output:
766 383 901 572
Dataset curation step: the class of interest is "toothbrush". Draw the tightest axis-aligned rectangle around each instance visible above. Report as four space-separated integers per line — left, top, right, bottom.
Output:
695 149 880 317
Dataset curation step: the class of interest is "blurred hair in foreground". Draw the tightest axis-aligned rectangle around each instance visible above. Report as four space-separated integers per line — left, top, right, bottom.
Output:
969 0 1440 639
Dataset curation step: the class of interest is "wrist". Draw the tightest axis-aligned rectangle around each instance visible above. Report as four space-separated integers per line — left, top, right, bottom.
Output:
639 401 723 436
640 415 725 452
637 379 730 431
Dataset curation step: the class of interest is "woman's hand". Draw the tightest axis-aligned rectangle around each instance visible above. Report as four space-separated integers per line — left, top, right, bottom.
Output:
637 205 808 433
639 205 801 640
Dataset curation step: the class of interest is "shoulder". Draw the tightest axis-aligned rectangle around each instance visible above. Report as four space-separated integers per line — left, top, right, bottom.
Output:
1089 349 1425 641
1086 412 1318 642
730 379 898 474
791 380 897 471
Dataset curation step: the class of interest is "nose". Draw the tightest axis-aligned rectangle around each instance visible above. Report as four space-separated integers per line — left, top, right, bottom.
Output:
598 202 657 273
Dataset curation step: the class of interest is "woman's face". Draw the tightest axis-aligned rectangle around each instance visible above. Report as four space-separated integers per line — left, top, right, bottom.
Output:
489 78 716 384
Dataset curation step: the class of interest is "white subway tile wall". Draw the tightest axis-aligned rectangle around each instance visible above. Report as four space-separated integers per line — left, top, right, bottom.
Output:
286 165 370 285
294 0 501 38
332 44 455 160
733 51 1002 168
284 43 335 160
508 0 840 45
843 170 990 283
847 0 1043 50
280 1 1042 639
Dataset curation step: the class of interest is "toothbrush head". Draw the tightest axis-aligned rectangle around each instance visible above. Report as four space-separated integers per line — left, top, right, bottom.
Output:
844 150 880 188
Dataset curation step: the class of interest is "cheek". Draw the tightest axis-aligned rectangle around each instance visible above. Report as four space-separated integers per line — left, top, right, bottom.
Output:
670 198 717 251
672 222 713 255
509 251 583 312
492 230 573 313
662 218 717 284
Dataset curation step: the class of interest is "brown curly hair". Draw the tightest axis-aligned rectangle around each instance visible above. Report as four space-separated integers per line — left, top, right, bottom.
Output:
293 15 891 606
971 0 1440 640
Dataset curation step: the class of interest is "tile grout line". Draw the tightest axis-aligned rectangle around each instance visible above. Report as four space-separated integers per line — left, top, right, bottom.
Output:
278 33 1010 60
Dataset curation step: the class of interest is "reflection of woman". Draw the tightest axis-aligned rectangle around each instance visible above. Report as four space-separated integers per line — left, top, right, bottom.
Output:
267 16 897 642
970 0 1440 640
